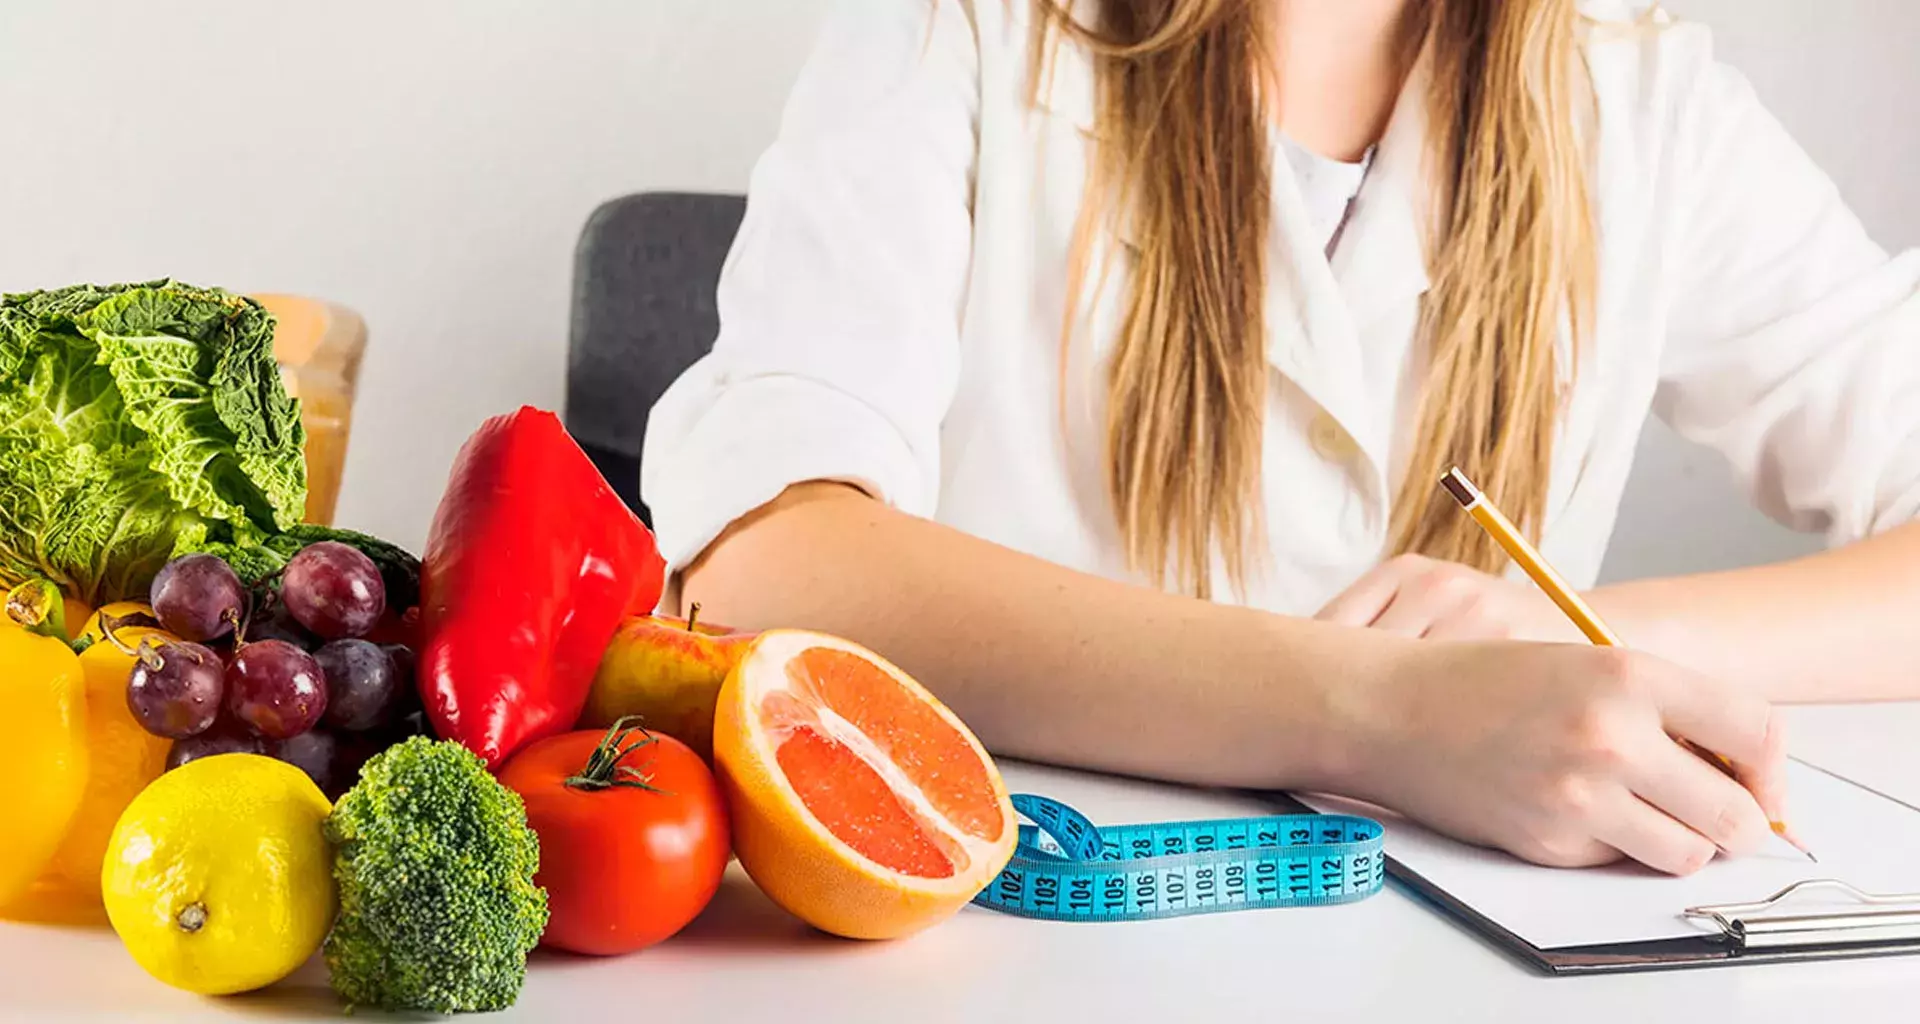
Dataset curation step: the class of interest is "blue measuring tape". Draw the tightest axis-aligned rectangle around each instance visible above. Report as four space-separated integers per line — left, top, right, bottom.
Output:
972 793 1387 922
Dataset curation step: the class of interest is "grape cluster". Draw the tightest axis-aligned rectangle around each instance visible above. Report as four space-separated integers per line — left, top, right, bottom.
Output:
123 542 426 800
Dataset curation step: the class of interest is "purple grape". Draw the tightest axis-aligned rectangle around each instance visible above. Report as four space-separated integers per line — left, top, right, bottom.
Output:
226 639 328 739
383 643 419 710
316 639 398 732
247 596 317 650
282 542 385 639
328 732 384 800
382 643 416 683
166 723 264 771
126 640 226 739
266 729 337 794
150 554 248 642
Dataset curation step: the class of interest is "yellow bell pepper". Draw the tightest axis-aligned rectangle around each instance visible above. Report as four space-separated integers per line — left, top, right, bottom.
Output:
0 581 90 908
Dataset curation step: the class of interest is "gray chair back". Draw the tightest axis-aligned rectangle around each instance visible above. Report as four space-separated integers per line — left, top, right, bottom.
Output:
565 191 747 524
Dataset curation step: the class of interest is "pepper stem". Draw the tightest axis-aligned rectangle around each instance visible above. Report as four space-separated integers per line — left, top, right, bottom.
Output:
564 715 669 793
685 602 701 634
5 580 67 640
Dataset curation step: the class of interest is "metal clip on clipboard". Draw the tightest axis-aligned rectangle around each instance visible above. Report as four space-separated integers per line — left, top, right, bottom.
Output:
1684 880 1920 951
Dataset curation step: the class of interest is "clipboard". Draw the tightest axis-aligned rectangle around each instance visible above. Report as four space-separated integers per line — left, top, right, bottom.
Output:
1390 866 1920 975
1278 759 1920 975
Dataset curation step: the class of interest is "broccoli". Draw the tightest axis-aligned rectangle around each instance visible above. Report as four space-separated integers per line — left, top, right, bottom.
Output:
323 736 549 1014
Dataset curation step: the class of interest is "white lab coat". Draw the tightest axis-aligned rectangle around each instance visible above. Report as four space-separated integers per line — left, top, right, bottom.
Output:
641 0 1920 615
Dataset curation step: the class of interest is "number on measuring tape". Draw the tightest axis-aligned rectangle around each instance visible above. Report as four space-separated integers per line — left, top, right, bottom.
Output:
971 794 1386 922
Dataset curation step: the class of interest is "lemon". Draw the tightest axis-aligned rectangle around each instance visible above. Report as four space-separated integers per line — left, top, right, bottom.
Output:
102 753 335 996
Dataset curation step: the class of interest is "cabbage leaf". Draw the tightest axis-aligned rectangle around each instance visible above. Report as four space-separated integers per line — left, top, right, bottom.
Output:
0 280 308 605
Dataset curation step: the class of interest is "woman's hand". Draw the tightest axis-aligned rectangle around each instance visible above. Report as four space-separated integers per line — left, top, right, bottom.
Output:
1316 553 1587 642
1338 640 1789 876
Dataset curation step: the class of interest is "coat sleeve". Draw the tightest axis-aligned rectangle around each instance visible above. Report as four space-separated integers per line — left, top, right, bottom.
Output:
1651 35 1920 546
640 0 979 575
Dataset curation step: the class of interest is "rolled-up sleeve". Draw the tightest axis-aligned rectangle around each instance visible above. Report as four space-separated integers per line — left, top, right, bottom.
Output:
640 0 980 575
1653 44 1920 546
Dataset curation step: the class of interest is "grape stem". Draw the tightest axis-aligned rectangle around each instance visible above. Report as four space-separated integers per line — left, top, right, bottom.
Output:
97 613 141 655
98 611 173 673
564 715 670 794
230 602 252 648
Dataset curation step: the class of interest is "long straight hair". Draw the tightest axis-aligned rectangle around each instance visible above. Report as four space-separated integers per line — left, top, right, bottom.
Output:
1032 0 1597 597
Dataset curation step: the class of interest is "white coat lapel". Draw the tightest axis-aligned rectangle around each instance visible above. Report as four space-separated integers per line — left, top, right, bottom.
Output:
1264 49 1437 484
1263 129 1373 465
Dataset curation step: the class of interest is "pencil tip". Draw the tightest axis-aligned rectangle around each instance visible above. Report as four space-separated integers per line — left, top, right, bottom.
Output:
1773 822 1817 862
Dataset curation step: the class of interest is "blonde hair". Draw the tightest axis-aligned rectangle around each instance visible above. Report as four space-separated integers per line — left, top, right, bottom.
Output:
1033 0 1597 597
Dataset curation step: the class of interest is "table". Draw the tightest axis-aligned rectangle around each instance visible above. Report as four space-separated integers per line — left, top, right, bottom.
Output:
6 705 1919 1023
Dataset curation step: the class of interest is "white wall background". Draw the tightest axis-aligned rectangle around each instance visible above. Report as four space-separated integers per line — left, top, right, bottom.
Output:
1 1 1915 578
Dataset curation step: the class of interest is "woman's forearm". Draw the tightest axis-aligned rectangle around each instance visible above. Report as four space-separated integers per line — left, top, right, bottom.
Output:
1592 521 1920 703
674 482 1401 791
674 483 1805 876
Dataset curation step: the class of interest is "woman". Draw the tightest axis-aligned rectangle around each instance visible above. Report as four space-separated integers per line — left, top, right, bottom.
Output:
642 0 1920 876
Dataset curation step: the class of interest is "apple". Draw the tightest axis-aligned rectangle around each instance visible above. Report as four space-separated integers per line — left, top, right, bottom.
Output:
579 604 754 763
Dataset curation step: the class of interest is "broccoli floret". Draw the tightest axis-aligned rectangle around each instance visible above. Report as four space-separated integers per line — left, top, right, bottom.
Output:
323 736 549 1014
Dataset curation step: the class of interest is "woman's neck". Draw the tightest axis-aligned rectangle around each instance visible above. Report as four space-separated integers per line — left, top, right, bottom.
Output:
1268 0 1425 162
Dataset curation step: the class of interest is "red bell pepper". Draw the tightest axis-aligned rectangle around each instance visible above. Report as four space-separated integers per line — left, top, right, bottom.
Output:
418 406 665 768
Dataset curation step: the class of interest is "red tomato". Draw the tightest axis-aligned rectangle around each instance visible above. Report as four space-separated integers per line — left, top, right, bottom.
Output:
499 718 730 955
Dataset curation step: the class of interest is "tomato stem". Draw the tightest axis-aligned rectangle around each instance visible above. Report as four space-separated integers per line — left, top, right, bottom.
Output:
565 715 669 793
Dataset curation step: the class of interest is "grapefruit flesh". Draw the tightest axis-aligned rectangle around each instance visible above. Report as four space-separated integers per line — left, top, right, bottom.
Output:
715 630 1016 939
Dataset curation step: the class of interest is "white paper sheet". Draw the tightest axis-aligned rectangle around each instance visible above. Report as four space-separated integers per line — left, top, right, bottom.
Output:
1296 760 1920 950
1780 704 1920 809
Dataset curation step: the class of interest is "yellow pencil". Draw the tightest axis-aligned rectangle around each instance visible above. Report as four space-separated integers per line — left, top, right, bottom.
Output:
1438 466 1816 863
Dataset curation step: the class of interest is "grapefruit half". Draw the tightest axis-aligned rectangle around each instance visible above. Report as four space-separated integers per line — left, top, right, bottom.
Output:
713 629 1016 939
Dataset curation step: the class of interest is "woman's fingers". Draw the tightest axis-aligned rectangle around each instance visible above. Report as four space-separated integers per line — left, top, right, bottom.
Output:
1734 711 1792 826
1589 786 1722 876
1637 657 1789 820
1367 584 1454 637
1624 735 1776 858
1318 555 1479 637
1316 555 1583 642
1314 558 1419 627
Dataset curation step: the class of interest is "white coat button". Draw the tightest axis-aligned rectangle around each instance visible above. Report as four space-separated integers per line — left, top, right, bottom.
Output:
1308 413 1358 463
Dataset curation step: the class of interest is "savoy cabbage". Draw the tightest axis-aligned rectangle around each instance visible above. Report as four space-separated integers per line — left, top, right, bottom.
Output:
0 280 308 605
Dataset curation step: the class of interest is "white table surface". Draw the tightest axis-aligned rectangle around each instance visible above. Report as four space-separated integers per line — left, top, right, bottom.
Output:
6 703 1919 1023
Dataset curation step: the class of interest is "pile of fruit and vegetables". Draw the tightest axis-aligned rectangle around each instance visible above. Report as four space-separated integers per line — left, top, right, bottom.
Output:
0 280 1018 1015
